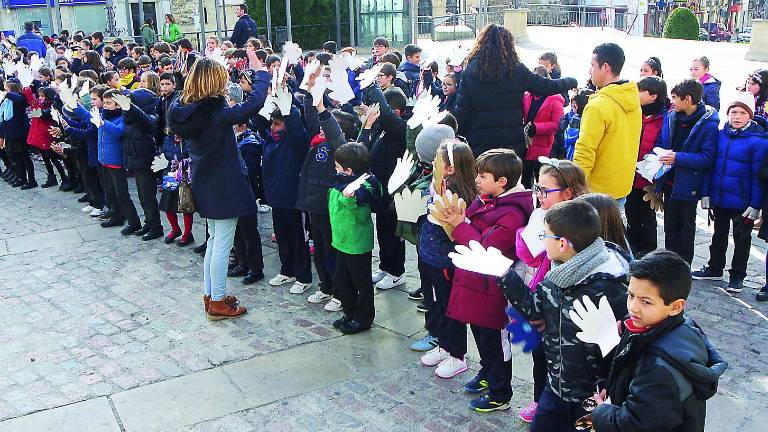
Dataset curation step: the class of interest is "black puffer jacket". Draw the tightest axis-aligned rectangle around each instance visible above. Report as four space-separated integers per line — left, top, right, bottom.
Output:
592 315 727 432
454 59 577 157
122 88 158 171
499 242 631 403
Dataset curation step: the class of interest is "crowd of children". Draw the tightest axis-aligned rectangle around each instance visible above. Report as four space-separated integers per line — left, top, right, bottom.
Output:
4 20 765 431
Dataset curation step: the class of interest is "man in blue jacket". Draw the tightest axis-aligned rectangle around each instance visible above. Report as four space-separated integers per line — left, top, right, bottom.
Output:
694 93 768 293
230 4 258 48
655 79 719 264
16 22 46 57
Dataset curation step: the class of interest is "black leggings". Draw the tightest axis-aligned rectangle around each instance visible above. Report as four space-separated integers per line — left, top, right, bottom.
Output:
9 150 35 183
41 149 67 180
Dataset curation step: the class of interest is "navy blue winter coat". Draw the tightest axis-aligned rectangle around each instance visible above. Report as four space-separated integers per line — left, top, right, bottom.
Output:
64 116 99 167
705 117 768 211
398 61 421 97
166 71 270 219
2 91 30 141
230 14 258 48
655 104 720 201
701 76 721 111
121 88 158 171
260 106 309 209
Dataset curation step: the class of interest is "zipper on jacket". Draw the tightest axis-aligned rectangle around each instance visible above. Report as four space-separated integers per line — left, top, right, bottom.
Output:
718 136 733 202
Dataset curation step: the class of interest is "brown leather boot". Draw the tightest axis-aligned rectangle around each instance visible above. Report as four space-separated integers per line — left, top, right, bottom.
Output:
203 295 211 312
204 295 238 313
207 299 247 321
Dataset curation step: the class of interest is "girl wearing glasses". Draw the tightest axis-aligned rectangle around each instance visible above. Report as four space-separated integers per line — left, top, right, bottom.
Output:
515 159 588 423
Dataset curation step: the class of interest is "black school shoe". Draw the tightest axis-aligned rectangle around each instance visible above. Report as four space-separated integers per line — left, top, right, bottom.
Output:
725 278 744 294
407 287 424 301
333 315 353 329
242 271 265 285
193 242 207 254
339 320 371 335
100 218 125 228
228 265 249 278
133 225 152 237
20 180 38 190
120 224 142 235
757 285 768 302
142 229 164 241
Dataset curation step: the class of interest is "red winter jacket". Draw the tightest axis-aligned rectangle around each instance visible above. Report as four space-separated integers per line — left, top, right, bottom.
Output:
522 92 565 160
633 111 665 189
23 87 54 150
447 189 534 329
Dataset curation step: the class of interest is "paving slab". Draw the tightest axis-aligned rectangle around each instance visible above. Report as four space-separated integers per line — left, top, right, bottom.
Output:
0 397 119 432
5 227 84 254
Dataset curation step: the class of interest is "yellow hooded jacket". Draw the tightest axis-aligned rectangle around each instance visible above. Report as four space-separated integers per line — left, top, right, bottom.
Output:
573 81 642 199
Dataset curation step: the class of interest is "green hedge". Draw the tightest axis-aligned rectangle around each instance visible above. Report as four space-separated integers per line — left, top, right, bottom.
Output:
246 0 351 50
662 7 699 41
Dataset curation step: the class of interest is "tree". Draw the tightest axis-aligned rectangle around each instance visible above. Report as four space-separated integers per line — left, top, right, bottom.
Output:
246 0 351 50
662 7 699 41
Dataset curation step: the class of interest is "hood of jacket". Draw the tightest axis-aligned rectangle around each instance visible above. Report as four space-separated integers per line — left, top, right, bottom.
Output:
168 96 225 138
398 61 420 73
573 241 631 287
594 81 642 115
129 88 158 115
652 317 728 400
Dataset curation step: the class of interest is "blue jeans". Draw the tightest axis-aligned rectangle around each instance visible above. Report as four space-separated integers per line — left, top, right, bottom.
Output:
204 218 238 300
531 385 587 432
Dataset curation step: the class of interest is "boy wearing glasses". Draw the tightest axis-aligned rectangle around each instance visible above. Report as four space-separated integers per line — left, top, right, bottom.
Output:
449 200 630 429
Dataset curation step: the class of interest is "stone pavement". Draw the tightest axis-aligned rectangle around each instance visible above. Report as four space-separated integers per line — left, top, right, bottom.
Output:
1 27 767 432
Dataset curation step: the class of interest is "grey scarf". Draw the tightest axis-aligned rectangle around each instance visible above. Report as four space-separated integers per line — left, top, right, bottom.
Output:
547 238 610 288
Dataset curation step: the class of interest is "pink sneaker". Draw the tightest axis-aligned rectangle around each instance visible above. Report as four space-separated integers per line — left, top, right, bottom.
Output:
518 402 538 423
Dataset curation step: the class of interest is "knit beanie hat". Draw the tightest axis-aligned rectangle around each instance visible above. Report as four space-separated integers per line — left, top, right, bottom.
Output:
415 124 455 163
227 83 243 104
727 91 755 119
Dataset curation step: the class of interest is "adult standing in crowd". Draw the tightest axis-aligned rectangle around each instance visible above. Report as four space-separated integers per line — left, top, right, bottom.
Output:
16 21 46 57
162 14 183 44
231 4 258 48
167 57 269 320
141 18 158 50
453 24 577 158
573 43 641 204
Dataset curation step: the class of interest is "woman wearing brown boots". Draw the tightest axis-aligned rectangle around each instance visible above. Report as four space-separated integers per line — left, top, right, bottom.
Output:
167 57 270 320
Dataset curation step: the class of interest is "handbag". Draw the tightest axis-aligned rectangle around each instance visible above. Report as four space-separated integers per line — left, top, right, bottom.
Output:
177 157 196 214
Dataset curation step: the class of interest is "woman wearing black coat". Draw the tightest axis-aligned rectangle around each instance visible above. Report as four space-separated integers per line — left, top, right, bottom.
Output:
167 57 270 320
453 24 578 158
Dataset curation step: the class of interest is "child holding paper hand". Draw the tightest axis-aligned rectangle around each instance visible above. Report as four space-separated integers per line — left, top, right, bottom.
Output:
328 143 383 335
514 158 589 423
449 200 630 427
569 250 727 432
431 148 533 413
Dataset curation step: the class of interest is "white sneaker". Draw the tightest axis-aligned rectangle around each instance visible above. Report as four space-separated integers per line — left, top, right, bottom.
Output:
421 346 450 366
81 205 94 213
269 274 296 286
324 298 342 312
372 269 388 283
307 290 332 303
375 274 405 290
289 281 312 294
89 208 102 217
435 356 468 378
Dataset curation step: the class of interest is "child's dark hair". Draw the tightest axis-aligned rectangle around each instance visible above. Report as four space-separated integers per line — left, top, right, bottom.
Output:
671 79 703 104
438 111 458 132
5 81 22 93
38 86 56 102
335 142 370 175
102 88 120 100
90 84 110 99
100 71 118 84
265 55 281 68
117 57 137 73
576 193 629 252
322 40 337 54
544 200 600 252
379 62 396 78
475 148 523 191
637 76 667 98
539 160 589 197
133 46 144 56
629 250 691 305
79 69 98 82
643 56 663 78
331 109 360 141
573 88 594 116
137 55 152 66
38 67 53 79
404 43 422 58
159 72 176 84
380 52 401 66
539 52 560 73
437 139 477 203
383 87 407 112
373 36 390 48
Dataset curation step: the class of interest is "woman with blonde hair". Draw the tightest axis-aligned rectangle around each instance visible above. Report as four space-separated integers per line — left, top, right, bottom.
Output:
167 57 270 320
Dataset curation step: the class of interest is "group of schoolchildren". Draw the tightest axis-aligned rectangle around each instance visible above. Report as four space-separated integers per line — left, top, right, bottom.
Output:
0 28 745 431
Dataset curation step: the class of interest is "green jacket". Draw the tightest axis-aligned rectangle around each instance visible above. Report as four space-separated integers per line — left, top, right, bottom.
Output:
141 24 158 48
328 174 383 254
162 23 183 43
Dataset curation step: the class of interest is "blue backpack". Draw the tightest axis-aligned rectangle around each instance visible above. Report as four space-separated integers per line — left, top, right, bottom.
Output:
0 99 13 122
